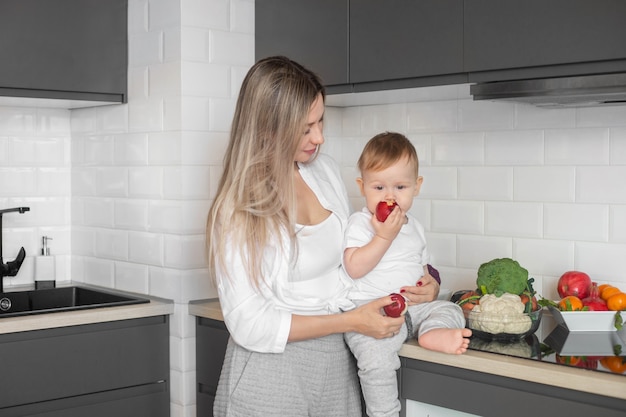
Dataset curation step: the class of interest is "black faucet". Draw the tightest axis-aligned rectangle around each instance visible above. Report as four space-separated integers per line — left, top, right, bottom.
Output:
0 207 30 293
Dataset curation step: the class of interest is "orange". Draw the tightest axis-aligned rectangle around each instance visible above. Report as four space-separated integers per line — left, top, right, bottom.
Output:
598 284 611 294
606 292 626 311
556 354 581 366
600 286 622 301
558 295 584 311
600 356 626 374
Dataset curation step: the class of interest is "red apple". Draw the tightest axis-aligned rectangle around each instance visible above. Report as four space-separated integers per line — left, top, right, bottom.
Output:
557 271 592 299
376 200 398 222
383 293 407 317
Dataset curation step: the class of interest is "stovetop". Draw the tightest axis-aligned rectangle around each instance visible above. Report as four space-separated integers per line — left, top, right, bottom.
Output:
467 311 626 376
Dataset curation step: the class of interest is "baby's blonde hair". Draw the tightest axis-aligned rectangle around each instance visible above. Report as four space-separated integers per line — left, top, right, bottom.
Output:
358 132 419 177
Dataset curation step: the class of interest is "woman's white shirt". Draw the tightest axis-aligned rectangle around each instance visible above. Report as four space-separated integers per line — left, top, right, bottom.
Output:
216 154 354 353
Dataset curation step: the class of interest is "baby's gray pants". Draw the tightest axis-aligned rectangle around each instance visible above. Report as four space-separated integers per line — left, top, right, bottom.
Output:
345 300 465 417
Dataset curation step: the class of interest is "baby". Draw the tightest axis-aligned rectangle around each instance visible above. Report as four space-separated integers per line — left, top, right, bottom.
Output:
343 132 471 417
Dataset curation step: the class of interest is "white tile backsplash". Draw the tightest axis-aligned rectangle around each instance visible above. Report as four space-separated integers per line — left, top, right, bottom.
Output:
516 103 576 129
484 130 544 165
431 132 484 165
115 261 150 294
115 199 149 230
609 127 626 164
576 104 626 127
513 166 576 202
82 257 115 287
129 231 164 266
114 133 149 165
611 205 626 243
182 0 230 30
181 62 230 97
485 202 543 237
231 0 255 34
431 200 484 234
95 229 129 260
457 235 512 268
359 103 407 135
128 166 163 198
577 166 626 203
149 0 182 31
407 100 457 133
332 91 626 302
0 107 37 133
458 99 515 131
458 167 513 200
419 167 457 199
545 128 609 165
210 30 255 65
163 234 206 269
544 203 609 241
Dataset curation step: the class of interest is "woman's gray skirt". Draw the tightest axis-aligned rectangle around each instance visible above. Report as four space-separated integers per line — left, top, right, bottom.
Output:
213 333 362 417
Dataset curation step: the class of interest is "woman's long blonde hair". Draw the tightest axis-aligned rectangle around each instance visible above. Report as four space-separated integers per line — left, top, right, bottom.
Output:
206 56 325 288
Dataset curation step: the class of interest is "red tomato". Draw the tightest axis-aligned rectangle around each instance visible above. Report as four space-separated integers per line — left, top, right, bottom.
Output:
557 271 591 299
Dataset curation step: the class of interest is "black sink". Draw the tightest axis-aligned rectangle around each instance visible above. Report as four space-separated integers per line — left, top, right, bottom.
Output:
0 286 149 318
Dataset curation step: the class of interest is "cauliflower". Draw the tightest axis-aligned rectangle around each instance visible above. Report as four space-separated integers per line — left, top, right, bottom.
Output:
470 293 531 334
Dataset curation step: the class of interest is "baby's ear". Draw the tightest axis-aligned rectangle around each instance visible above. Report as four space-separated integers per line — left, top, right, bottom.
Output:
414 176 424 196
356 177 366 196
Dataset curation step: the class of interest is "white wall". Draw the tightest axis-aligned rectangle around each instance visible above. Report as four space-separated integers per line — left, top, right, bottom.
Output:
326 85 626 302
1 1 254 416
0 107 72 286
2 1 626 416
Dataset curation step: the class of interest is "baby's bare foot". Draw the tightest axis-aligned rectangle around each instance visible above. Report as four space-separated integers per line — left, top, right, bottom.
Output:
418 328 472 355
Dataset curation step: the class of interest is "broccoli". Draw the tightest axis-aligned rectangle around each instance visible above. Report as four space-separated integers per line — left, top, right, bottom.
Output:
476 258 528 296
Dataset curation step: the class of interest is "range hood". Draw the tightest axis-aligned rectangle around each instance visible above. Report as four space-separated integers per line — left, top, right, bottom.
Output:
470 73 626 108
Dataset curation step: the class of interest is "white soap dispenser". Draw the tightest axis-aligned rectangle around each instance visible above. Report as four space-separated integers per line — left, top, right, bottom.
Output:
35 236 56 289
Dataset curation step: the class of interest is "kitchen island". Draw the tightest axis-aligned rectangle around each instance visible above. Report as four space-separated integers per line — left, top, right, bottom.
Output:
0 284 174 417
190 299 626 417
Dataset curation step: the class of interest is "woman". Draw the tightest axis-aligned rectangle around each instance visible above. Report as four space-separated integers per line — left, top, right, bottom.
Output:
206 56 439 417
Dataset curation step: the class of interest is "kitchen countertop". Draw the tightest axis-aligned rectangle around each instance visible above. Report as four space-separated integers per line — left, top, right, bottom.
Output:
0 283 174 335
189 299 626 401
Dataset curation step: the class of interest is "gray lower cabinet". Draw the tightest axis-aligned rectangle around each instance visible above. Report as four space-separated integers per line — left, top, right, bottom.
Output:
196 317 229 417
0 316 170 417
400 357 626 417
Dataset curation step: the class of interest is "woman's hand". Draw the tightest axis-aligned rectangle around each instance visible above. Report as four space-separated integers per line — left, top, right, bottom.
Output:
348 296 404 339
400 272 440 305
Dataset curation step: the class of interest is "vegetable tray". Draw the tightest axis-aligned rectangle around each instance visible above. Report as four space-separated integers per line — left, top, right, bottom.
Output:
467 309 543 342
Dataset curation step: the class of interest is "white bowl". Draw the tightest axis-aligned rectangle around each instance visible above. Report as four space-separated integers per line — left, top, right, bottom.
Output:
549 307 620 332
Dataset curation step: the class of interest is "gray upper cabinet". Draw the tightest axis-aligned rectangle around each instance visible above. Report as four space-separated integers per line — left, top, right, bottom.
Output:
256 0 626 94
350 0 464 89
255 0 349 88
464 0 626 81
0 0 127 103
256 0 465 93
